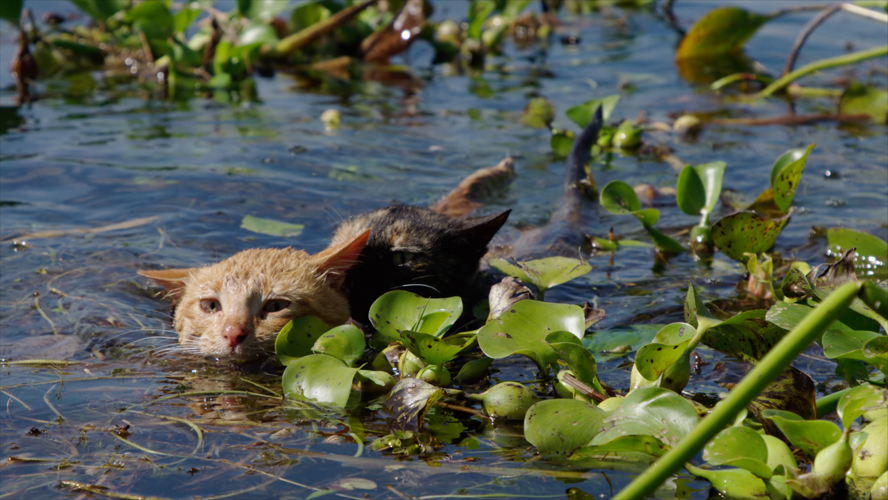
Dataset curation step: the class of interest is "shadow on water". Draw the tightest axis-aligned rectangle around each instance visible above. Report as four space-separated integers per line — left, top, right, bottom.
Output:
1 0 886 498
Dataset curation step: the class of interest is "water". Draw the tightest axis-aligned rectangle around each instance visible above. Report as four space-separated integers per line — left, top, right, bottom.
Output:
1 1 886 498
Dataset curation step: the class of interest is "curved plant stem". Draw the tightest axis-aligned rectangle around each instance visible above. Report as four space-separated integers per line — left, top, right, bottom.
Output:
783 4 842 76
710 73 773 91
614 281 861 500
842 2 888 22
752 45 888 98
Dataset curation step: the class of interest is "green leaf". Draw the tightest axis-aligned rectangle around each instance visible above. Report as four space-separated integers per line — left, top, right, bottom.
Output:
770 144 814 213
369 291 463 344
173 7 201 34
763 409 842 457
634 323 695 381
550 130 574 158
823 330 888 376
467 0 495 40
69 0 128 22
766 300 850 333
592 387 699 448
642 224 686 254
676 165 707 216
840 83 888 124
746 366 817 427
837 383 888 428
240 215 304 237
522 97 555 129
385 378 447 432
0 0 22 25
547 331 603 394
600 180 641 214
711 211 790 262
275 316 334 365
684 282 717 330
125 1 175 42
241 0 289 20
566 95 620 128
401 331 475 366
704 426 772 479
524 399 605 456
701 310 787 362
478 300 585 371
685 464 771 500
489 257 591 294
571 435 670 461
676 7 773 59
282 354 359 407
240 21 279 48
826 228 888 280
312 325 365 367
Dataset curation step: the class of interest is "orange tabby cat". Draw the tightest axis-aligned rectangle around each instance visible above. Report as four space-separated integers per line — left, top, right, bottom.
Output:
139 229 370 360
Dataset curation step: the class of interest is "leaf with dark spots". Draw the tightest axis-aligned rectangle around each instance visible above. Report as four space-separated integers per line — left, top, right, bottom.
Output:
676 7 773 60
400 330 475 366
806 248 858 292
745 366 817 441
769 144 814 214
524 399 605 456
711 211 790 262
384 378 448 433
700 310 786 362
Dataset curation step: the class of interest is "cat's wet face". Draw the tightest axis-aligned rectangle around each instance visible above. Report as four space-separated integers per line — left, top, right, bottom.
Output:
140 229 370 361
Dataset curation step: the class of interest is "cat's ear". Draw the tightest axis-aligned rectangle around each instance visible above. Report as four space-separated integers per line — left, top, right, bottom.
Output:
139 269 191 296
458 209 511 246
315 227 372 287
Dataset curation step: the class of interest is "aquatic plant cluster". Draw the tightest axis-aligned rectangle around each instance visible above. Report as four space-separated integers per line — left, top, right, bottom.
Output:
2 0 887 499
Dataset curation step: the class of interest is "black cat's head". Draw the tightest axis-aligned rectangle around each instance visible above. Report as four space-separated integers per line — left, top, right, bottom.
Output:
341 205 510 323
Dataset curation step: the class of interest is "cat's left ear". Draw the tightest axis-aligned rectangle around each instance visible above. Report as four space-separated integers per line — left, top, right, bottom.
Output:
459 209 511 246
139 269 192 296
315 227 372 288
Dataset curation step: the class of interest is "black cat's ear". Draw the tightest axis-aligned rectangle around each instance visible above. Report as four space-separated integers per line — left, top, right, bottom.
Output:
458 209 511 246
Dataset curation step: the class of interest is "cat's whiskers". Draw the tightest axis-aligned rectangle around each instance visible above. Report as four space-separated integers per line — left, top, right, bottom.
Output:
395 283 441 294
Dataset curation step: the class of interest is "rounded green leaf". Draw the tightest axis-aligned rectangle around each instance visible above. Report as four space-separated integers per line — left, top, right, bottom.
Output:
312 324 365 367
763 434 798 472
489 257 591 293
695 161 726 215
711 211 790 262
401 330 475 366
704 426 770 479
566 95 620 128
837 383 888 428
275 316 334 366
125 1 174 41
600 180 641 214
677 165 707 216
770 145 814 213
763 409 842 457
241 215 304 237
240 22 279 48
634 323 696 381
840 84 888 124
685 464 771 499
634 208 661 226
369 291 463 343
571 435 670 461
676 7 773 59
282 354 358 407
522 97 555 129
826 228 888 280
550 129 574 157
385 378 447 432
524 399 605 456
0 0 22 25
592 387 699 449
478 300 585 370
547 331 602 393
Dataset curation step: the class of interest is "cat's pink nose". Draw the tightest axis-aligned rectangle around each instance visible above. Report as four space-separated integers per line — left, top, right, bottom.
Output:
223 325 247 348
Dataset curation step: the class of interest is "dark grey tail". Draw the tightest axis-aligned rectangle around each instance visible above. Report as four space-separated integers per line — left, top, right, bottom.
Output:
565 105 603 190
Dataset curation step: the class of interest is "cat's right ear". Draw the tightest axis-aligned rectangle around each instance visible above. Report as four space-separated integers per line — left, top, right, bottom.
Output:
315 227 372 288
138 269 191 296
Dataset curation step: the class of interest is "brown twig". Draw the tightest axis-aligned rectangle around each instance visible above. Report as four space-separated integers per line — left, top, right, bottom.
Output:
708 113 870 126
782 4 842 76
560 373 608 403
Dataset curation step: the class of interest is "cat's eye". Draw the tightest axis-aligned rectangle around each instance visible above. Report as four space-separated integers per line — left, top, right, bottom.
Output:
262 299 291 313
200 299 221 314
392 251 415 266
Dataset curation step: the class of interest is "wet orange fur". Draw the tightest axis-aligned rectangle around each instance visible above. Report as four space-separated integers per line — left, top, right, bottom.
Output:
139 229 370 360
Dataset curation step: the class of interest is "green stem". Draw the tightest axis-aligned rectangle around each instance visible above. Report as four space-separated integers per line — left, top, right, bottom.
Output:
751 45 888 98
614 281 861 500
710 73 773 91
816 387 854 418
